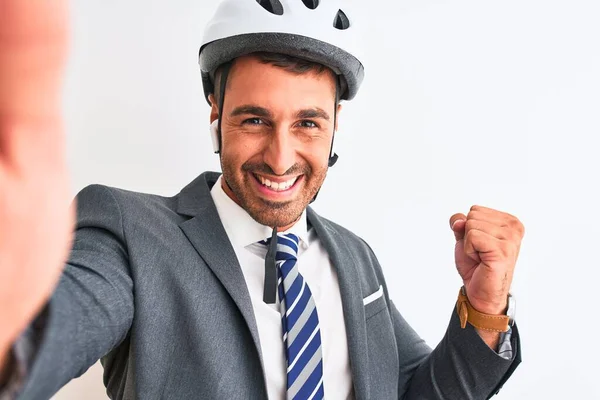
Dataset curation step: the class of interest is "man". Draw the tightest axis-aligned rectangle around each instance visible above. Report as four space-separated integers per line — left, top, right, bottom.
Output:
0 0 523 399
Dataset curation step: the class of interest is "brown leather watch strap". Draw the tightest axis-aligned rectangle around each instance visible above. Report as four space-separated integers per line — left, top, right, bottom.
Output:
456 287 510 333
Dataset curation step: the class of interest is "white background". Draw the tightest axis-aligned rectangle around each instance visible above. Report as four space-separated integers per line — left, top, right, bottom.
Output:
53 0 599 399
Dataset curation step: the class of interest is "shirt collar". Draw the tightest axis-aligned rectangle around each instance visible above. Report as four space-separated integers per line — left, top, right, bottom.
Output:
210 175 309 249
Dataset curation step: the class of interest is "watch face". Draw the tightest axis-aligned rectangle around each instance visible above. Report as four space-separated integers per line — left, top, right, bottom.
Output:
507 294 516 324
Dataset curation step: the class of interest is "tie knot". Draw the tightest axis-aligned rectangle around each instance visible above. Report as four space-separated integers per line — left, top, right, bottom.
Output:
262 233 300 261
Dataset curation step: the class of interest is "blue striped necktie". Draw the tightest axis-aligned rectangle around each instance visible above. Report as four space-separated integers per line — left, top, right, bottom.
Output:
265 233 324 400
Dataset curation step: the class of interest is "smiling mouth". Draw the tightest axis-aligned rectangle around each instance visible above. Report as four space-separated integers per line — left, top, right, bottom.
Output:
252 173 300 192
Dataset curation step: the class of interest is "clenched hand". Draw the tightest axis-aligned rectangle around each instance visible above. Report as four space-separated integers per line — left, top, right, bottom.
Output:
450 206 525 315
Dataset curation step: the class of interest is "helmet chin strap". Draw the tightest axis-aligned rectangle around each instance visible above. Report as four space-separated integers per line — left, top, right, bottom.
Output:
311 78 341 203
327 78 341 168
215 61 233 155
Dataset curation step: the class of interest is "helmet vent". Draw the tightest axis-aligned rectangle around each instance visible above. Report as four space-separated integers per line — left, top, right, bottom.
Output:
301 0 319 9
255 0 284 15
334 9 350 30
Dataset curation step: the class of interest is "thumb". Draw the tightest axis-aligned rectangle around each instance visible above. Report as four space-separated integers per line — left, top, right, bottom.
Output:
449 213 467 241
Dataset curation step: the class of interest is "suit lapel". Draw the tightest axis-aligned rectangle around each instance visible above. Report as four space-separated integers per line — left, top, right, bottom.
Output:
308 208 370 400
176 172 265 377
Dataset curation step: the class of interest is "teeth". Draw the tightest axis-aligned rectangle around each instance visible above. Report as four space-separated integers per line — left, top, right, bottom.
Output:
257 174 297 191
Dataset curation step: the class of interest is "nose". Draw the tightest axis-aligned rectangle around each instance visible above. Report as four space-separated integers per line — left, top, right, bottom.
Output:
262 126 296 176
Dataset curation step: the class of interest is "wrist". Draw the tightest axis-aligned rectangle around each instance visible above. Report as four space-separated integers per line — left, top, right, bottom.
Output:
456 287 511 333
463 287 508 315
468 297 508 316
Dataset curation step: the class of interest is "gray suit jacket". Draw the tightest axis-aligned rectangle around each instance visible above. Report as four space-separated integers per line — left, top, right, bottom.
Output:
13 172 520 399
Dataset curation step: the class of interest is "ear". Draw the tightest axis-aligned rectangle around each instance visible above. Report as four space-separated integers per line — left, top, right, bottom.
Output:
208 93 219 124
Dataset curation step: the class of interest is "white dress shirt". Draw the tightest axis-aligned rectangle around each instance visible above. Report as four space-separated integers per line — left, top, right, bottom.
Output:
211 176 354 400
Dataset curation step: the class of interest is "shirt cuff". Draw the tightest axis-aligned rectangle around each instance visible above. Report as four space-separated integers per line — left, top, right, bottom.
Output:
497 325 514 360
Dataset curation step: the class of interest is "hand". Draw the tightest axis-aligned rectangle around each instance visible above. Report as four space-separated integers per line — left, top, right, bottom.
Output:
450 206 524 315
0 0 73 354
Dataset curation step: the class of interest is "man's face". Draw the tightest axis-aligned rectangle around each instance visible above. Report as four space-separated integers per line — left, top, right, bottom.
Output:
212 55 338 229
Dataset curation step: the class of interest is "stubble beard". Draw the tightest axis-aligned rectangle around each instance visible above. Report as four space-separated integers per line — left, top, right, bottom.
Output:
220 157 328 228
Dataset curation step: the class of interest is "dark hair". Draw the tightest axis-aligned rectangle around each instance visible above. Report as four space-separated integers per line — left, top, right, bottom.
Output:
253 51 328 74
212 52 335 105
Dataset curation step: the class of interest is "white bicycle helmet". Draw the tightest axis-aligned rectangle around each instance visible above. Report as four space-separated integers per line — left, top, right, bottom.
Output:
198 0 365 103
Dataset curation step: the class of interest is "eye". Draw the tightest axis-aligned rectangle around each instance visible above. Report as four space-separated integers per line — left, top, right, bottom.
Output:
242 118 264 125
298 120 318 129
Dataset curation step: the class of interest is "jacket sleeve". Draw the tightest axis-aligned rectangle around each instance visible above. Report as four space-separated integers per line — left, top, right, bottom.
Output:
5 184 134 400
362 238 522 399
391 299 521 399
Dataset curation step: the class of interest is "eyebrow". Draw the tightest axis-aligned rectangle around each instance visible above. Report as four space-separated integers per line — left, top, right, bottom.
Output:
229 105 330 122
296 107 331 122
230 105 273 118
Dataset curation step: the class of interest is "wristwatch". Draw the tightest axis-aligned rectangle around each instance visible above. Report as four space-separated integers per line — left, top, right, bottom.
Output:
506 292 516 326
456 287 516 332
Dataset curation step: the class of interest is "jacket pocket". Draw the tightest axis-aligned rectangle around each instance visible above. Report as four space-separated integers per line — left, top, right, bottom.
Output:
363 285 387 320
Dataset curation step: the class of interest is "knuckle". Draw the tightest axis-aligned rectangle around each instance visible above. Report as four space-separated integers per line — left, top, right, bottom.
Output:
508 217 525 235
517 221 526 237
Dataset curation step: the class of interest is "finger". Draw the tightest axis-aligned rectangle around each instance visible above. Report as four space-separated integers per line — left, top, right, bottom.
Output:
449 213 467 241
450 213 467 229
463 229 499 261
465 219 516 241
469 205 514 215
467 210 512 227
468 205 519 222
0 0 69 167
0 0 69 116
468 209 525 238
10 120 67 173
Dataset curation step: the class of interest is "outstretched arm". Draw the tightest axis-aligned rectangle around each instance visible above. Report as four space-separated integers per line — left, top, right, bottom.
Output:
0 0 73 387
